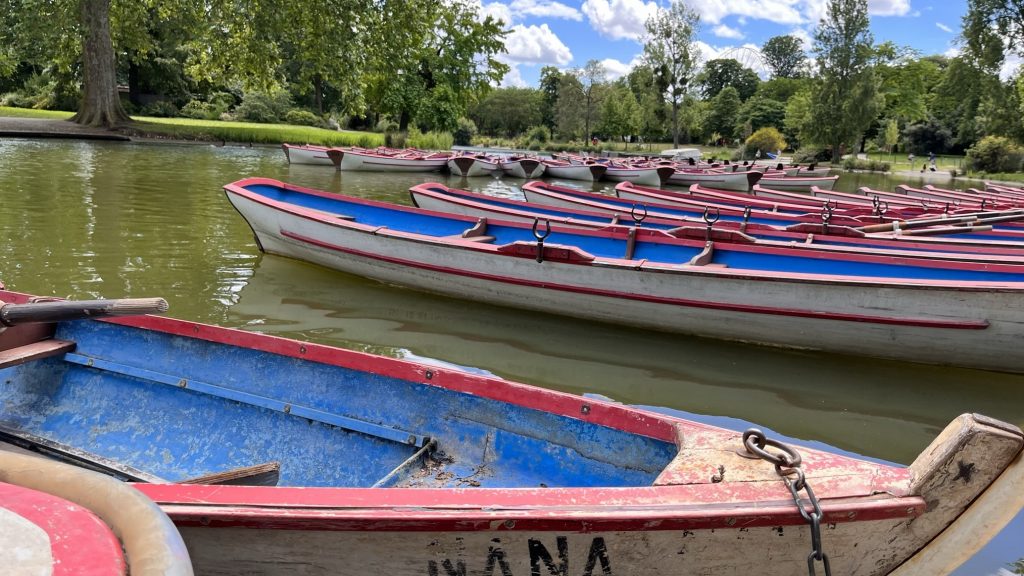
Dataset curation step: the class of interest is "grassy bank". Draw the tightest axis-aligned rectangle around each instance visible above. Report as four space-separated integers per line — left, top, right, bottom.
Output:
0 107 384 147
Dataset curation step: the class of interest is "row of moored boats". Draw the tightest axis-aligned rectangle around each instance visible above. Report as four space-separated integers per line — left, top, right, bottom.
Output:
281 143 838 191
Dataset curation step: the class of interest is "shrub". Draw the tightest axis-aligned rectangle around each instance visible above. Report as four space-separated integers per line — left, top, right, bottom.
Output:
140 100 179 118
234 89 292 123
526 125 551 144
745 127 787 158
180 100 218 120
407 126 454 150
384 130 407 148
375 118 399 133
966 136 1024 173
284 109 321 126
792 147 831 163
842 157 890 172
453 117 477 146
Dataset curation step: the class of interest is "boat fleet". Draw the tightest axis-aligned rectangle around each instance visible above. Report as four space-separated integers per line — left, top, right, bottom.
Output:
4 141 1024 575
281 143 840 191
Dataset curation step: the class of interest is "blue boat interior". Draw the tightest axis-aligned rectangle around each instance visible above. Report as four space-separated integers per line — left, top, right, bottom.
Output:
240 183 1024 282
0 319 677 489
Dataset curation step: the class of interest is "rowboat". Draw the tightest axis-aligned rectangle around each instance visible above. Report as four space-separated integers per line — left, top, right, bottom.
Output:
281 143 339 167
227 177 1024 372
542 159 606 181
667 169 761 191
447 153 503 178
603 164 675 186
339 148 450 172
1 291 1022 574
758 174 840 191
500 156 546 179
410 182 1024 261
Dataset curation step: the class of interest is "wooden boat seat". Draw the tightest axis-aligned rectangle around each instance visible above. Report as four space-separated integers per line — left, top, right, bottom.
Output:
445 217 495 242
686 241 715 266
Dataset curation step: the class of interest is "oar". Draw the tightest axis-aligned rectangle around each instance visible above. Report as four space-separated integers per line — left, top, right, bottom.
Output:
857 215 981 233
895 225 995 237
0 298 169 327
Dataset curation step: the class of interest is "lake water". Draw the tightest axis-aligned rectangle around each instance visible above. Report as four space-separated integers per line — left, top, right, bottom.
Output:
0 138 1021 574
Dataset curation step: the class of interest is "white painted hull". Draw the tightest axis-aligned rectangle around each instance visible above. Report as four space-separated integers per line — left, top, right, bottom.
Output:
543 163 606 182
283 145 335 166
500 159 546 179
604 166 663 186
668 171 755 191
228 193 1024 373
447 157 502 177
340 151 447 172
177 519 920 576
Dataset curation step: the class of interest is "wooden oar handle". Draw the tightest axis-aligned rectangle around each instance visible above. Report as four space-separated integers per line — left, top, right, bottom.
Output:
0 298 169 327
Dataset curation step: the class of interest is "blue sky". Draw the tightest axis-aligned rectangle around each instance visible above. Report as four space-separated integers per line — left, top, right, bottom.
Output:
478 0 969 87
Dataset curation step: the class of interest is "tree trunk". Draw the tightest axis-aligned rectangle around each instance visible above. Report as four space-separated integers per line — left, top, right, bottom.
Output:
128 56 142 107
671 100 679 147
70 0 130 128
399 109 410 132
831 143 841 165
313 74 324 116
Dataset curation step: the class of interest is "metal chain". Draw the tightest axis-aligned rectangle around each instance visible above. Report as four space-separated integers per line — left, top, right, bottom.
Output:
742 429 832 576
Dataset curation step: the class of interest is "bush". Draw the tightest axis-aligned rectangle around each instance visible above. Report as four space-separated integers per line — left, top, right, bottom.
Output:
180 100 219 120
792 147 831 163
966 136 1024 173
234 89 292 123
745 127 787 158
284 109 321 126
842 157 890 172
453 117 477 146
384 130 407 148
139 100 179 118
407 126 454 150
526 125 551 144
375 118 399 133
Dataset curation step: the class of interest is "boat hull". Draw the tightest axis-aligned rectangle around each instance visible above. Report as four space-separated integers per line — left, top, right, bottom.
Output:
227 188 1024 373
668 171 760 191
544 163 606 182
447 157 502 178
282 144 336 166
501 158 546 179
340 151 447 172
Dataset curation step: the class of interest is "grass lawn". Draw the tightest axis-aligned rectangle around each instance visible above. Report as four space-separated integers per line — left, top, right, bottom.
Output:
0 106 385 147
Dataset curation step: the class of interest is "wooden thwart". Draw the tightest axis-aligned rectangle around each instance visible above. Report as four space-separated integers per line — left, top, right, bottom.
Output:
183 462 281 486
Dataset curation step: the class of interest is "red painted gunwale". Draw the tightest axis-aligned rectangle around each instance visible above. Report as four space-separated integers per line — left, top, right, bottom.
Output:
226 177 1024 290
0 482 126 575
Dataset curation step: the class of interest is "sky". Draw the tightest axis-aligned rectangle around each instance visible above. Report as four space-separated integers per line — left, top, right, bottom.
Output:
477 0 970 87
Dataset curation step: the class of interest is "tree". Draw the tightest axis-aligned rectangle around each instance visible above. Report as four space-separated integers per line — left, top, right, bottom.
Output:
746 127 787 156
883 118 899 154
699 58 759 100
555 73 585 139
902 117 954 155
471 87 542 137
783 87 814 149
600 84 640 146
627 64 668 144
807 0 879 162
642 1 700 146
761 35 807 79
539 66 561 131
556 60 607 142
736 95 786 134
705 86 742 142
963 0 1024 71
74 0 129 126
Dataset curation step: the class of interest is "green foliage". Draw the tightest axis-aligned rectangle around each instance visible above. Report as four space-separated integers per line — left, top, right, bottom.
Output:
736 95 786 134
407 126 453 150
234 90 293 124
807 0 879 160
699 58 760 100
599 84 640 140
792 147 832 163
966 135 1024 172
642 1 700 145
705 86 742 140
384 130 406 148
527 125 550 144
745 127 787 155
471 87 542 137
902 118 954 154
128 116 385 146
453 117 477 146
140 100 179 117
762 35 807 78
539 66 561 131
284 109 321 126
841 157 890 171
181 100 220 120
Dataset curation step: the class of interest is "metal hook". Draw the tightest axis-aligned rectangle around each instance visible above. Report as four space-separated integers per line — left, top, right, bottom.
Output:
876 200 888 223
921 199 930 211
872 195 880 211
981 198 988 211
532 218 551 263
740 206 752 233
631 203 648 226
821 204 833 235
703 206 720 241
944 202 950 215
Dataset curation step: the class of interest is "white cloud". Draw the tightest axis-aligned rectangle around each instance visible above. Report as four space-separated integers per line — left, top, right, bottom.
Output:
498 63 529 87
713 24 744 39
510 0 582 20
944 46 961 58
477 1 514 25
581 0 660 41
1000 53 1022 81
601 55 643 80
935 22 953 33
867 0 911 17
502 23 574 65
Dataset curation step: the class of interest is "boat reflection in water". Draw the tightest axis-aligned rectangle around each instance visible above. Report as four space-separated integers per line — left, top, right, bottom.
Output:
227 255 1024 466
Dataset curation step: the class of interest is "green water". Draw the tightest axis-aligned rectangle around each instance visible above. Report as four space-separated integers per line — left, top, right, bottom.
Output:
0 139 1021 572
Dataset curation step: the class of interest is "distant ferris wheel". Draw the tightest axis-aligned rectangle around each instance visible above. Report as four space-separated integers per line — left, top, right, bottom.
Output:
714 46 769 78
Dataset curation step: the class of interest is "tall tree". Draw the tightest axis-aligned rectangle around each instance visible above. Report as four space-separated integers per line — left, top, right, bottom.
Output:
699 58 760 100
807 0 879 161
963 0 1024 71
556 60 607 142
705 86 742 142
74 0 129 126
471 87 542 137
555 73 585 139
538 66 561 131
761 35 807 79
642 1 700 147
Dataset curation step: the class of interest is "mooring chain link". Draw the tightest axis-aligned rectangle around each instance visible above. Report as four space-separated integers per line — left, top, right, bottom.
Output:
742 429 832 576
